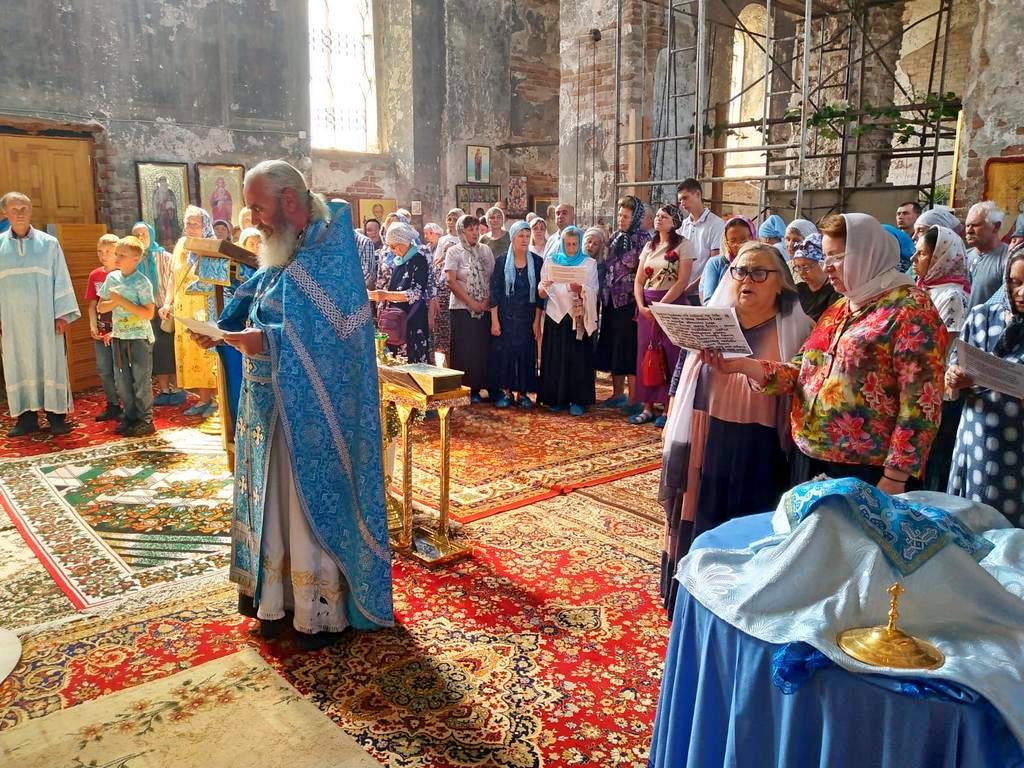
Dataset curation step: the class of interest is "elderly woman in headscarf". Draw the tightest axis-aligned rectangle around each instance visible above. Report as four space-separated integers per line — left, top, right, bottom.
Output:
488 220 543 408
913 205 963 241
914 224 973 492
708 213 947 494
883 223 916 273
368 222 431 363
444 214 496 401
783 218 818 260
660 242 814 611
480 206 510 258
431 209 464 364
700 215 757 303
759 213 788 260
528 216 549 256
631 204 695 426
790 233 840 321
947 244 1024 525
596 195 652 410
132 220 186 406
162 205 219 416
538 226 599 416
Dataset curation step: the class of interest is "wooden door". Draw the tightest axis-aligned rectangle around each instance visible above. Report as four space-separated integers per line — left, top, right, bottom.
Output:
53 224 109 394
0 135 96 225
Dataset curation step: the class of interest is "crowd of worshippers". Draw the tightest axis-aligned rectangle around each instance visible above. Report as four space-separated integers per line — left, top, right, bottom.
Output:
356 182 1022 550
0 191 261 438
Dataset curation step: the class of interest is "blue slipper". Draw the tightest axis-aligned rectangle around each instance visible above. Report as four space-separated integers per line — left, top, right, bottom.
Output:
629 410 655 425
653 415 667 428
184 402 208 417
517 396 534 409
470 391 482 404
495 395 513 409
602 394 628 408
569 404 586 417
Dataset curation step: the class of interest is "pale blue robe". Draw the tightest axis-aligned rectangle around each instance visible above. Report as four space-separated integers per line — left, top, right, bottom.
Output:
0 228 81 415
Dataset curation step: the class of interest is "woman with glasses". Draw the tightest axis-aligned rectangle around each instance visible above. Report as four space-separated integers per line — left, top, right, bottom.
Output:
704 213 947 496
631 205 694 426
698 215 757 303
790 233 840 321
659 242 813 612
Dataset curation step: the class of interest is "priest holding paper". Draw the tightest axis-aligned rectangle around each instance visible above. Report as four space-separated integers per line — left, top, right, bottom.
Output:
189 161 393 648
946 244 1024 526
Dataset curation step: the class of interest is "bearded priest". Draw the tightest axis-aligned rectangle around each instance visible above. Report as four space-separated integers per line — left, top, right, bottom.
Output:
189 160 393 649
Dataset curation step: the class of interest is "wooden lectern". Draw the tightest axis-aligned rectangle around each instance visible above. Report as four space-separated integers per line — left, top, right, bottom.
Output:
182 237 258 471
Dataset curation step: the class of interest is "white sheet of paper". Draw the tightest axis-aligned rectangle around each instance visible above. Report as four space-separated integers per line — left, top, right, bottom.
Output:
649 302 753 357
955 338 1024 399
547 264 588 284
176 316 226 342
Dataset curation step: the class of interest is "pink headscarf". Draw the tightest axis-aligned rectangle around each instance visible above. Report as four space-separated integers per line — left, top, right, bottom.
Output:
917 225 972 294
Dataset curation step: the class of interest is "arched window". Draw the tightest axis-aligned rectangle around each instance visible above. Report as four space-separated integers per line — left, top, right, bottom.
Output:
725 4 767 179
309 0 379 153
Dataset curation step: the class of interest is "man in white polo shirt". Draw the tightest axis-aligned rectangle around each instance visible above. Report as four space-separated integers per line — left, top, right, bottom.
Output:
676 179 724 303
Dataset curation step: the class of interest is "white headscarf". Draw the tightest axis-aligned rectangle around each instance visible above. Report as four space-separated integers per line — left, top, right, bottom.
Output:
384 222 418 246
786 219 818 240
839 213 915 307
916 206 962 235
659 256 814 518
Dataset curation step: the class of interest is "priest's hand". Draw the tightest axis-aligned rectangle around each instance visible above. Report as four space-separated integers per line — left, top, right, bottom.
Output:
223 328 265 356
55 318 69 335
188 330 220 350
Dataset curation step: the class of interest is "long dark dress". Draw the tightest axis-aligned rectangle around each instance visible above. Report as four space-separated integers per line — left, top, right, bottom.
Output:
539 316 597 408
385 251 430 363
489 253 543 394
660 320 790 612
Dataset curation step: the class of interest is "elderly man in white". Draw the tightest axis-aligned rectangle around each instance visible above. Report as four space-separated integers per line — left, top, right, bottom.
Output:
0 191 80 437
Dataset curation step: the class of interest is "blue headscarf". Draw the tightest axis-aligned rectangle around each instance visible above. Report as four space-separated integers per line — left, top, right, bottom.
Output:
503 220 536 300
760 214 787 239
133 220 164 295
551 225 586 267
882 223 916 273
793 232 824 264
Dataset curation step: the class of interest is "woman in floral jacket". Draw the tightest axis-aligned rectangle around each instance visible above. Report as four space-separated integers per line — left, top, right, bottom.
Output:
706 213 947 494
631 204 694 426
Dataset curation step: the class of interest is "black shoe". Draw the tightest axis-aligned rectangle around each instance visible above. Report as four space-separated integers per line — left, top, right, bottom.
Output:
114 419 133 435
7 413 40 438
294 631 346 652
95 405 123 422
47 415 72 436
258 618 287 640
126 421 155 437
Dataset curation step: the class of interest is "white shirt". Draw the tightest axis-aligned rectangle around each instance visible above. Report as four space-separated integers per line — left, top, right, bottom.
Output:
542 231 562 261
676 208 725 292
541 256 599 335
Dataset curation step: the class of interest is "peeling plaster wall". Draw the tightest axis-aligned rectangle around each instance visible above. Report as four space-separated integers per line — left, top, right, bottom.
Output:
0 0 309 235
955 0 1024 208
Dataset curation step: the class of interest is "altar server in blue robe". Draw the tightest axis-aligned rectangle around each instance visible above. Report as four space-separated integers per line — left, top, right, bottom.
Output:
0 191 81 436
189 161 393 649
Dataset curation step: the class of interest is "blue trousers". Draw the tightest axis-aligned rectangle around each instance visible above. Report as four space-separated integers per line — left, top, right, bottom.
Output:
93 340 119 406
113 338 154 424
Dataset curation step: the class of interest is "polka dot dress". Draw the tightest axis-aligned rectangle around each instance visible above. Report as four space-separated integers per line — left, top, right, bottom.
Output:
947 301 1024 526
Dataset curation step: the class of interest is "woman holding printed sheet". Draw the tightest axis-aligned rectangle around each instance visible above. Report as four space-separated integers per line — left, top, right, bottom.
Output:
658 242 813 612
538 226 598 416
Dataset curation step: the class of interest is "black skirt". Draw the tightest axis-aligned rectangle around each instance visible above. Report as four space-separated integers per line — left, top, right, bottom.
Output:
151 318 176 376
595 302 637 375
538 315 596 407
449 309 491 390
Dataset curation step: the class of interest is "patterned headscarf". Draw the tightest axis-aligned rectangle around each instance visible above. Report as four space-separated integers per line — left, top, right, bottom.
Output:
793 233 824 264
608 196 645 260
502 220 535 300
722 215 758 262
456 214 488 318
186 208 215 267
551 225 586 267
994 242 1024 357
917 225 971 294
660 204 684 231
883 223 916 273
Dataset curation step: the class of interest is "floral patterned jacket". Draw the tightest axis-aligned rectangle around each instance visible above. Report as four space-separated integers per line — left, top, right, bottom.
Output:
759 286 947 478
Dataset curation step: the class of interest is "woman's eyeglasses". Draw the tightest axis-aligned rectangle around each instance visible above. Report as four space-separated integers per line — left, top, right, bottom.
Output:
729 266 777 283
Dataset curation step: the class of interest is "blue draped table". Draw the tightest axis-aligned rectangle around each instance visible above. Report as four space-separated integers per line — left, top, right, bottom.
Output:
648 514 1024 768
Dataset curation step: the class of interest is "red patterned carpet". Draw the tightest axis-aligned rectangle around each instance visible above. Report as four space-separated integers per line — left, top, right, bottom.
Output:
0 389 204 459
0 495 669 767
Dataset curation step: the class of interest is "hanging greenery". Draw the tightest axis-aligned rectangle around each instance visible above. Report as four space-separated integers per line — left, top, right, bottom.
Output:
785 92 960 144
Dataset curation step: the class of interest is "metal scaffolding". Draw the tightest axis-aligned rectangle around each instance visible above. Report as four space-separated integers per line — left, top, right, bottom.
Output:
613 0 959 218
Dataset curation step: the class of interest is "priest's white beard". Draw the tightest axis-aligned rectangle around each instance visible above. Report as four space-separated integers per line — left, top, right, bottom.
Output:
259 225 299 269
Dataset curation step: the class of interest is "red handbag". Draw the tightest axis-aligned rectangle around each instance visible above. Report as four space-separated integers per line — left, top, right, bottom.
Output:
641 329 668 387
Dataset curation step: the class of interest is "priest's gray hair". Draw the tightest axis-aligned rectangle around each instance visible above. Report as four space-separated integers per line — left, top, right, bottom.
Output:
246 160 328 222
967 200 1005 227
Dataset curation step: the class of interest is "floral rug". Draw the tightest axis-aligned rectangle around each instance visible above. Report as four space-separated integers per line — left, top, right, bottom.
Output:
0 429 233 609
396 400 663 522
0 388 205 459
0 649 378 767
575 469 664 525
1 494 669 767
